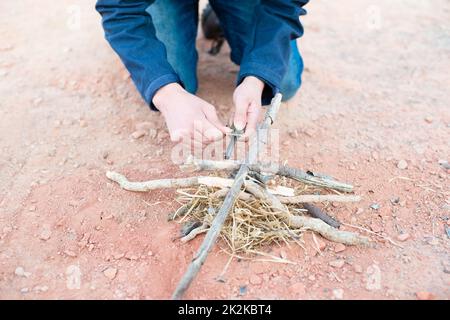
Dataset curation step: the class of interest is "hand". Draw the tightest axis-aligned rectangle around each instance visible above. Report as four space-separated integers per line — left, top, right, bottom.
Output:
232 76 265 138
153 83 230 147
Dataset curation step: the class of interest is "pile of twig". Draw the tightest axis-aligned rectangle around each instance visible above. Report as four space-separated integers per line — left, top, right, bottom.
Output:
168 171 367 258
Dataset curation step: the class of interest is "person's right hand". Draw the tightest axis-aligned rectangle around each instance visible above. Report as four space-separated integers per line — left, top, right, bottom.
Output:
153 83 230 148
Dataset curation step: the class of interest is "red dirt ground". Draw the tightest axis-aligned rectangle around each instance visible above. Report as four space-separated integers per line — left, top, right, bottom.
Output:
0 0 449 299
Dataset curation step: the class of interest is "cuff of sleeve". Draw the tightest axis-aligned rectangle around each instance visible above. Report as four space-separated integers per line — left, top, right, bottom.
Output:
144 73 182 111
237 62 281 106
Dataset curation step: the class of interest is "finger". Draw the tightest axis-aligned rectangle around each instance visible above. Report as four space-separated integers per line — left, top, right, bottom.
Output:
202 120 224 143
233 98 249 131
170 128 189 143
202 104 231 135
244 101 261 139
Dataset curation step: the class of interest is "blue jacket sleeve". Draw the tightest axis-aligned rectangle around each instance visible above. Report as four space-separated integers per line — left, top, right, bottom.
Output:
237 0 309 105
95 0 181 110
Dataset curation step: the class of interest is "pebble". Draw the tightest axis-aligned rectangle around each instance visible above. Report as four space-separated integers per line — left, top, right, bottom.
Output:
39 227 52 241
424 116 433 123
396 233 410 242
33 97 43 107
332 288 344 300
370 203 380 210
249 274 262 285
64 249 77 257
34 285 49 293
148 128 158 139
365 264 381 291
79 120 87 128
317 238 327 251
103 267 118 280
397 160 408 170
29 205 36 212
131 130 146 139
416 291 435 300
66 265 82 289
20 288 29 294
15 266 31 278
155 148 163 156
288 129 299 139
334 243 346 253
329 259 345 268
354 264 363 273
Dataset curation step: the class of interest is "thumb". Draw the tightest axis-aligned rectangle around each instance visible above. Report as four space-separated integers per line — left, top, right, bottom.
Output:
202 104 231 135
233 99 249 131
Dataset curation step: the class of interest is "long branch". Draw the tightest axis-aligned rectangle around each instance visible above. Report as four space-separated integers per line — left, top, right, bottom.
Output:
180 158 354 193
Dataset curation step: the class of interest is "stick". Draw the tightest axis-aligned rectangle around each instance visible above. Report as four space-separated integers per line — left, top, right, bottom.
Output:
106 171 234 191
243 180 369 246
278 194 361 203
180 158 354 193
171 93 282 300
212 188 360 204
302 203 341 228
107 171 295 197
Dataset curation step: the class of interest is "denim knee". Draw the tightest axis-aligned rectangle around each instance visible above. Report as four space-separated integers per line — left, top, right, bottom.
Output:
280 41 303 101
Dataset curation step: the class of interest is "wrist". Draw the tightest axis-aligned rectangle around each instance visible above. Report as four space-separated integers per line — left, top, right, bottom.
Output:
152 82 184 113
242 76 265 92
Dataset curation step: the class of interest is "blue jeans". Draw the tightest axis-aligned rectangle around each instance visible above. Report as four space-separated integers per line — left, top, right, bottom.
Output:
147 0 303 101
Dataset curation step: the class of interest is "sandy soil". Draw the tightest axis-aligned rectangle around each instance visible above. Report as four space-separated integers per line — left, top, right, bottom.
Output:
0 0 449 300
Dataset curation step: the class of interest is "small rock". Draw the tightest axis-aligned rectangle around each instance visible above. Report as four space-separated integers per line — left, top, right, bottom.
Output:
370 223 383 233
79 120 87 128
103 267 117 280
329 259 345 268
332 288 344 300
113 253 125 260
249 274 262 285
334 243 346 253
64 249 77 257
416 291 435 300
29 205 36 212
15 267 31 278
20 288 29 294
397 160 408 170
148 128 158 139
288 129 299 139
131 130 146 139
33 97 43 107
438 159 450 170
371 151 379 160
396 233 410 242
370 203 380 210
39 226 52 241
424 116 433 123
317 238 327 251
354 264 363 273
280 250 287 259
34 285 49 293
155 148 163 156
365 264 381 291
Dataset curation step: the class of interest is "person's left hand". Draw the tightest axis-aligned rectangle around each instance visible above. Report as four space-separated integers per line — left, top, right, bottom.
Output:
232 76 265 138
